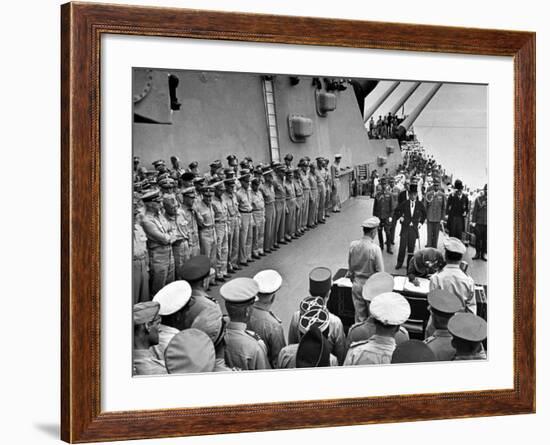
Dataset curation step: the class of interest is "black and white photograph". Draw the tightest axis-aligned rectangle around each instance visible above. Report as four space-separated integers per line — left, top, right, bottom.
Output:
132 68 488 376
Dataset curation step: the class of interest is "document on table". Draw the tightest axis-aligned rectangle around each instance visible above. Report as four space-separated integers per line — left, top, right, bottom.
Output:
393 276 431 294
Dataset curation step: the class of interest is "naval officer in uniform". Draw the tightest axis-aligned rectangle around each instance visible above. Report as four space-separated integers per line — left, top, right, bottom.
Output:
248 270 287 368
133 301 167 375
344 292 411 366
423 289 463 361
448 313 487 360
221 277 271 370
347 217 384 323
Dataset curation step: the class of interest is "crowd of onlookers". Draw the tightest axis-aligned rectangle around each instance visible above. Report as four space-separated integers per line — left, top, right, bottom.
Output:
367 112 406 139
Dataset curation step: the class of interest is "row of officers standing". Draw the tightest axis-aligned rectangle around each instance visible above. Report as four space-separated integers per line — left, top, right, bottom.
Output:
372 175 488 269
133 255 487 376
133 153 348 303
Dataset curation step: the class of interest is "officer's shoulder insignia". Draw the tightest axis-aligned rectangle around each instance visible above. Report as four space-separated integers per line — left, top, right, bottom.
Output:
245 330 263 342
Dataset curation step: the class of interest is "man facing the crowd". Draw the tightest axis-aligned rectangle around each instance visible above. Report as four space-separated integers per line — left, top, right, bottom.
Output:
424 177 446 248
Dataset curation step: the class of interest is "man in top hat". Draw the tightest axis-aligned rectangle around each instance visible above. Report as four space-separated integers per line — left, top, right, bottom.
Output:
260 168 276 253
179 255 220 329
331 154 343 212
307 162 319 227
141 190 175 297
220 278 271 370
344 292 411 365
407 247 445 286
287 267 346 364
187 161 199 176
393 181 427 269
424 289 463 361
236 169 254 265
446 179 469 239
247 270 286 368
195 184 218 274
284 168 297 240
429 237 476 315
347 217 385 323
133 301 167 375
424 177 447 248
391 340 436 364
250 177 266 258
283 153 293 169
292 167 304 236
346 272 409 350
298 159 311 233
191 304 232 372
133 195 150 304
211 180 229 282
278 308 339 368
272 164 287 247
472 184 488 261
373 176 395 254
315 157 327 224
222 175 241 273
150 280 192 360
163 194 191 280
448 313 487 360
164 329 216 374
179 186 201 258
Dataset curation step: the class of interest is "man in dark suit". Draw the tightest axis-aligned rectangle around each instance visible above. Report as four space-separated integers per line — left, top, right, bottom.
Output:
393 183 426 269
446 179 469 239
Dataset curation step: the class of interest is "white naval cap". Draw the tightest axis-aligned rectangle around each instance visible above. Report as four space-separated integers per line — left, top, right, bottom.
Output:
362 272 395 301
443 237 467 255
220 277 259 305
361 216 380 229
153 280 192 316
253 269 283 294
370 292 411 326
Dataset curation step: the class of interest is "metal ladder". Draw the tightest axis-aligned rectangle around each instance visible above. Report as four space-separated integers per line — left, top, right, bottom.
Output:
263 78 281 163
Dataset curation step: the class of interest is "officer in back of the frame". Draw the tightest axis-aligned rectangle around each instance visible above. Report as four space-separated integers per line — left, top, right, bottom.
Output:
448 313 487 361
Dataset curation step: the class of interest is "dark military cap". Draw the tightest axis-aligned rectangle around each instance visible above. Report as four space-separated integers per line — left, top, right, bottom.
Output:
309 267 332 297
244 156 253 162
454 179 464 190
141 189 162 202
158 177 176 189
284 153 293 161
211 180 225 190
157 172 171 182
239 160 249 168
427 289 463 315
238 169 251 180
180 172 195 182
226 154 237 162
297 158 307 167
192 176 205 186
181 255 211 281
170 155 180 163
409 183 418 193
224 177 236 185
152 159 165 167
391 340 436 364
210 160 222 168
188 161 199 169
448 313 487 343
223 168 235 177
296 325 330 368
201 185 215 194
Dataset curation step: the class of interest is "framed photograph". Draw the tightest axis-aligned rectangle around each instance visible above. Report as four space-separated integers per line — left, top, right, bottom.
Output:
61 2 535 442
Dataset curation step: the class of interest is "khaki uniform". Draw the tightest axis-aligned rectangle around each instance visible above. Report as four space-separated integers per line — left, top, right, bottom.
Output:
293 178 303 234
315 168 327 222
212 196 229 278
284 180 296 239
236 187 253 263
150 324 180 361
142 211 175 297
347 236 384 322
251 189 266 256
133 222 150 303
453 349 487 361
425 189 446 248
224 321 271 370
424 329 456 361
195 199 217 268
223 192 240 270
273 177 286 244
181 289 220 330
331 163 342 211
277 343 338 369
343 335 396 365
346 317 409 351
260 182 275 252
133 349 167 375
247 304 287 368
308 172 318 226
166 210 191 280
181 205 200 257
373 190 394 250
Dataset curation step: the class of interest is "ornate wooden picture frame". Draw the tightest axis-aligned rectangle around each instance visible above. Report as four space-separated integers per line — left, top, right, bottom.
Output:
61 2 535 442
